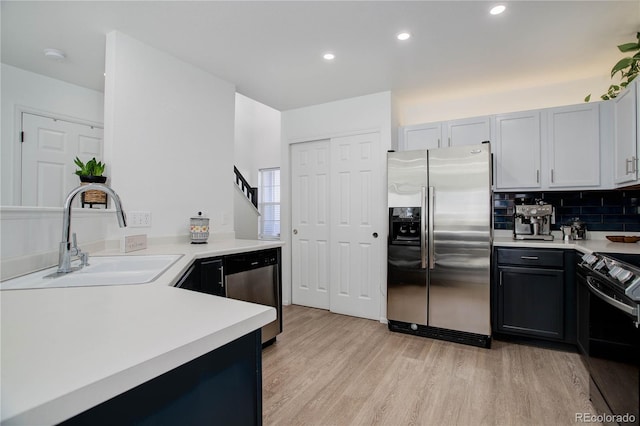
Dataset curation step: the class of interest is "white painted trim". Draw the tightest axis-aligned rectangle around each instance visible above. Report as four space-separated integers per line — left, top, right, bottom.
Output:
0 206 116 220
16 105 104 129
232 184 261 215
287 126 381 145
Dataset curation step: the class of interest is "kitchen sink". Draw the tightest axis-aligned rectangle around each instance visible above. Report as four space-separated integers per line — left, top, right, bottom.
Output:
1 254 183 290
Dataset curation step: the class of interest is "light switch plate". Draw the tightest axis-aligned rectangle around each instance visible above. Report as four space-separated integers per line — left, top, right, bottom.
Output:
129 211 152 227
121 234 147 253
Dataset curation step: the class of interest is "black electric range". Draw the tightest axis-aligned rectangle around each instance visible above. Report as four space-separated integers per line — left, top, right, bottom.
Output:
577 252 639 425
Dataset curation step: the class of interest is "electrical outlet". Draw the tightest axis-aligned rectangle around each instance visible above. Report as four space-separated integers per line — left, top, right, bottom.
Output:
129 211 152 228
121 234 148 253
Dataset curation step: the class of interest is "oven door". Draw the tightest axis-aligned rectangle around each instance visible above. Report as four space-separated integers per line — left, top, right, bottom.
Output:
577 269 640 424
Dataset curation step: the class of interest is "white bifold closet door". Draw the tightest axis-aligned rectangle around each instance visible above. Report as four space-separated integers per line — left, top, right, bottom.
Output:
291 132 382 321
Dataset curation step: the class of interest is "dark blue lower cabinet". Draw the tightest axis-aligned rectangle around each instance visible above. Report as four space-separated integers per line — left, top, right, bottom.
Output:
61 330 262 426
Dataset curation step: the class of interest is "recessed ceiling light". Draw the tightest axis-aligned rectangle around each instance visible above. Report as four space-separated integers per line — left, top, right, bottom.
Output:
43 48 66 61
490 5 506 15
397 32 411 41
323 53 335 61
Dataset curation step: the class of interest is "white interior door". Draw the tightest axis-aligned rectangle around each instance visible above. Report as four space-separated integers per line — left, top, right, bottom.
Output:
290 140 331 310
21 113 103 207
329 132 382 320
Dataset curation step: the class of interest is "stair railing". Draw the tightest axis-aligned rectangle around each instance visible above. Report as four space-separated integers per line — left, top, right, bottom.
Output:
234 166 258 208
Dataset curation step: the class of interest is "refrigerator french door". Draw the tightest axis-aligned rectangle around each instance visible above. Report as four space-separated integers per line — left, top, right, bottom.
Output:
387 144 492 348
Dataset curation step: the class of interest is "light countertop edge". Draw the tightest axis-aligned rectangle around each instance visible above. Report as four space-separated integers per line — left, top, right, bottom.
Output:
493 236 640 255
1 239 284 425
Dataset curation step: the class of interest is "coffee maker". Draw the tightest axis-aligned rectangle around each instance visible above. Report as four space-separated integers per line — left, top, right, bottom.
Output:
513 200 554 241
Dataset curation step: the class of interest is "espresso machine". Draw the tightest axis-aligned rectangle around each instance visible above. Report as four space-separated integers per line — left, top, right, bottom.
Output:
513 200 554 241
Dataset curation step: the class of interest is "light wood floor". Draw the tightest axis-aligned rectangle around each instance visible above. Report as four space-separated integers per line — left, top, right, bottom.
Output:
262 305 599 426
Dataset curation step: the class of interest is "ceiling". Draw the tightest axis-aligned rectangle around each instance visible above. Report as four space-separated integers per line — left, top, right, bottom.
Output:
2 1 639 111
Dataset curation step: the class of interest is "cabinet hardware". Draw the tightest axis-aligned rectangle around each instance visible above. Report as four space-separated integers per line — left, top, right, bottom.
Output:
421 186 427 269
428 187 435 270
521 256 539 260
499 270 503 287
626 158 634 174
550 169 554 183
536 170 540 183
634 156 638 174
372 232 378 238
293 229 298 235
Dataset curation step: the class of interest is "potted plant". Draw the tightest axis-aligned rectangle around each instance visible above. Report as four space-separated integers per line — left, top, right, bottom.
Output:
73 157 108 207
74 157 107 184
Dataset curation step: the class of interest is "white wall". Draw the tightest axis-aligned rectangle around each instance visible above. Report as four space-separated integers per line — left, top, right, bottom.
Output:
234 93 281 185
280 91 393 309
398 74 611 125
104 31 236 240
1 64 105 205
0 207 117 280
233 186 259 240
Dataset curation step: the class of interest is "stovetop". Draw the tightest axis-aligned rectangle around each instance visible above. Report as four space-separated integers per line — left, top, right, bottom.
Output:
580 252 640 302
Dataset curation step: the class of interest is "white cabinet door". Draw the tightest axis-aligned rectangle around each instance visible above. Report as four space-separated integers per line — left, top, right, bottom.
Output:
446 116 491 147
401 123 441 151
494 111 542 190
613 83 637 185
290 140 331 310
546 103 600 188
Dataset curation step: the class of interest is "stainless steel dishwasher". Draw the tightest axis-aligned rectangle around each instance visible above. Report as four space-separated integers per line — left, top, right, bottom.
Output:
224 248 282 346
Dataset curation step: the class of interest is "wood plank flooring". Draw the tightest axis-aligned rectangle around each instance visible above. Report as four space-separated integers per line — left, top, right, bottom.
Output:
262 305 598 426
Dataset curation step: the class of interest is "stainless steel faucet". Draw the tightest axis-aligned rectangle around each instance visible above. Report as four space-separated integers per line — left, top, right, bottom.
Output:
55 183 127 274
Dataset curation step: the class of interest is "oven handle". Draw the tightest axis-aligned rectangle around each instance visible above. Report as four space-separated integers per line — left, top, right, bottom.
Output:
586 276 638 318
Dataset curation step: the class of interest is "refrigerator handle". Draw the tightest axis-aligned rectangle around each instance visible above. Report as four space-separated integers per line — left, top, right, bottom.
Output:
421 186 427 269
428 186 435 270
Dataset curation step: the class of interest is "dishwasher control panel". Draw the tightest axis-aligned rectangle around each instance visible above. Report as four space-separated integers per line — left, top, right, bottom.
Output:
224 248 279 275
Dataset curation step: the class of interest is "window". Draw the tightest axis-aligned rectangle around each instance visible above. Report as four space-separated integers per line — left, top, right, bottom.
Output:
258 168 280 239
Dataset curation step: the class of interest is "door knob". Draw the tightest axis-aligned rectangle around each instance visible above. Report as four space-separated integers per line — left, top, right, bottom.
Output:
372 232 378 238
293 229 298 235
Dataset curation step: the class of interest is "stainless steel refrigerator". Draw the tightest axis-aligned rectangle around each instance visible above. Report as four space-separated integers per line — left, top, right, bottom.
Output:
387 144 492 348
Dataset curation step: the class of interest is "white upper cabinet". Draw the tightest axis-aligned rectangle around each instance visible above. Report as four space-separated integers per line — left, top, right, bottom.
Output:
398 102 608 191
613 81 637 185
398 116 491 151
494 110 542 190
546 103 600 188
400 122 442 151
446 116 491 147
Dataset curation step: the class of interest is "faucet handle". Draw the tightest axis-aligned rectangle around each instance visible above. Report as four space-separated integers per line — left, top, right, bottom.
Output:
72 232 78 249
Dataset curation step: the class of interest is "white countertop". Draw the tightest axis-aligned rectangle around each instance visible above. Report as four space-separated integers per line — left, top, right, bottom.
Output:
493 236 640 255
0 238 283 425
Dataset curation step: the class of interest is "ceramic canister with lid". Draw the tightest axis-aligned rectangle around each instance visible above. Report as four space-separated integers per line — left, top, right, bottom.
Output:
190 212 210 244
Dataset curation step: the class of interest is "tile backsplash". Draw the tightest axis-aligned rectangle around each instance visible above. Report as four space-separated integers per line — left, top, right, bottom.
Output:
494 190 640 232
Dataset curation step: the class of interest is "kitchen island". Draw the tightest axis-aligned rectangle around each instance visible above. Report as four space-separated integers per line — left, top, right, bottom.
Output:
0 239 283 425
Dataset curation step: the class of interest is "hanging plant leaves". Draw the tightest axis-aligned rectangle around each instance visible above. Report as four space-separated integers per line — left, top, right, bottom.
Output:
611 57 634 77
617 42 640 52
588 32 640 101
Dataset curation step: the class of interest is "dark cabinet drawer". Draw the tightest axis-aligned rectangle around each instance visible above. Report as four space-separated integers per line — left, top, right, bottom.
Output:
497 248 564 268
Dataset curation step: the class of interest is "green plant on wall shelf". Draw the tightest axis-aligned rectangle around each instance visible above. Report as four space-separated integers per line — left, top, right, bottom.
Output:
586 32 640 102
74 157 105 177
